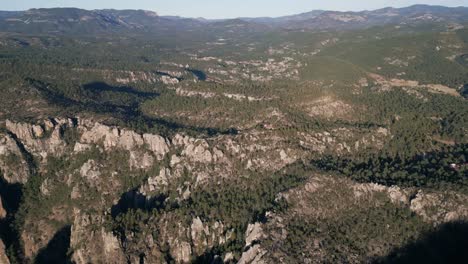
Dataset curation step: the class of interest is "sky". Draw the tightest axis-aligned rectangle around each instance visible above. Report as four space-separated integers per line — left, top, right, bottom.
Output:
2 0 468 19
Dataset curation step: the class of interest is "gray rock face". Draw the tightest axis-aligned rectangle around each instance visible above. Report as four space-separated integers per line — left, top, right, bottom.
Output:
129 150 154 169
0 134 30 183
238 244 266 264
70 209 126 264
190 217 230 256
161 222 193 264
245 223 265 248
80 123 170 157
143 134 170 159
352 181 468 224
173 134 213 163
191 217 208 250
157 216 233 263
353 183 411 205
80 123 137 150
224 252 234 262
80 122 170 168
237 222 267 264
0 239 10 264
5 119 68 160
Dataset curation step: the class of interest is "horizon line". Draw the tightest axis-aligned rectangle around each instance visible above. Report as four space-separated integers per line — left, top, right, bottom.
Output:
1 4 467 20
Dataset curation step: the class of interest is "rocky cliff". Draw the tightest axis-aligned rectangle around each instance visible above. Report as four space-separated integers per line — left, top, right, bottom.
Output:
0 116 303 263
0 117 466 263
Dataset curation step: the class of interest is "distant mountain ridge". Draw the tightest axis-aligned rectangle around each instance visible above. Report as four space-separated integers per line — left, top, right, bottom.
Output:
0 4 468 35
0 7 207 35
243 4 468 29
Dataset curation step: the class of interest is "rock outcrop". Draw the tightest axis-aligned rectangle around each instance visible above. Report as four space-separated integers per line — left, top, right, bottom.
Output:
190 217 232 256
245 223 265 248
173 134 213 163
238 244 266 264
142 134 170 159
160 221 192 264
2 116 466 264
5 119 69 160
0 133 30 183
129 150 154 169
80 122 170 158
353 183 412 205
410 190 468 223
79 121 170 168
139 167 171 196
352 182 468 224
70 209 126 264
0 239 10 264
0 195 6 219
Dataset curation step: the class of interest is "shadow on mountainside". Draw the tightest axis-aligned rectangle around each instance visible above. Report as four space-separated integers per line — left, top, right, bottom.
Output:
110 188 168 218
375 221 468 264
26 78 238 137
35 225 72 264
0 176 24 262
187 68 207 81
82 81 160 98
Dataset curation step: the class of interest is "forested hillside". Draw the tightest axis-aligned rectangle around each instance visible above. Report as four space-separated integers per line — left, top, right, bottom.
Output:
0 5 467 264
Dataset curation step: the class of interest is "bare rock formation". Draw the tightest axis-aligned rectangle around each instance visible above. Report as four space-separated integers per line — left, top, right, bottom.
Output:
70 209 126 264
0 133 30 183
0 239 10 264
5 119 68 160
245 223 265 248
410 190 468 223
238 244 267 264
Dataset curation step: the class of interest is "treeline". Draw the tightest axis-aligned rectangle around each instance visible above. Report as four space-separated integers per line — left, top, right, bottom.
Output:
313 144 467 189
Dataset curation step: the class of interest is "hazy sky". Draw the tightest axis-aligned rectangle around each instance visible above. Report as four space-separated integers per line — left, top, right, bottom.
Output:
2 0 468 19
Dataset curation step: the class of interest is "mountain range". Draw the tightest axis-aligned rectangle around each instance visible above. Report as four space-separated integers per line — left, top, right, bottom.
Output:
1 5 468 35
0 3 467 264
